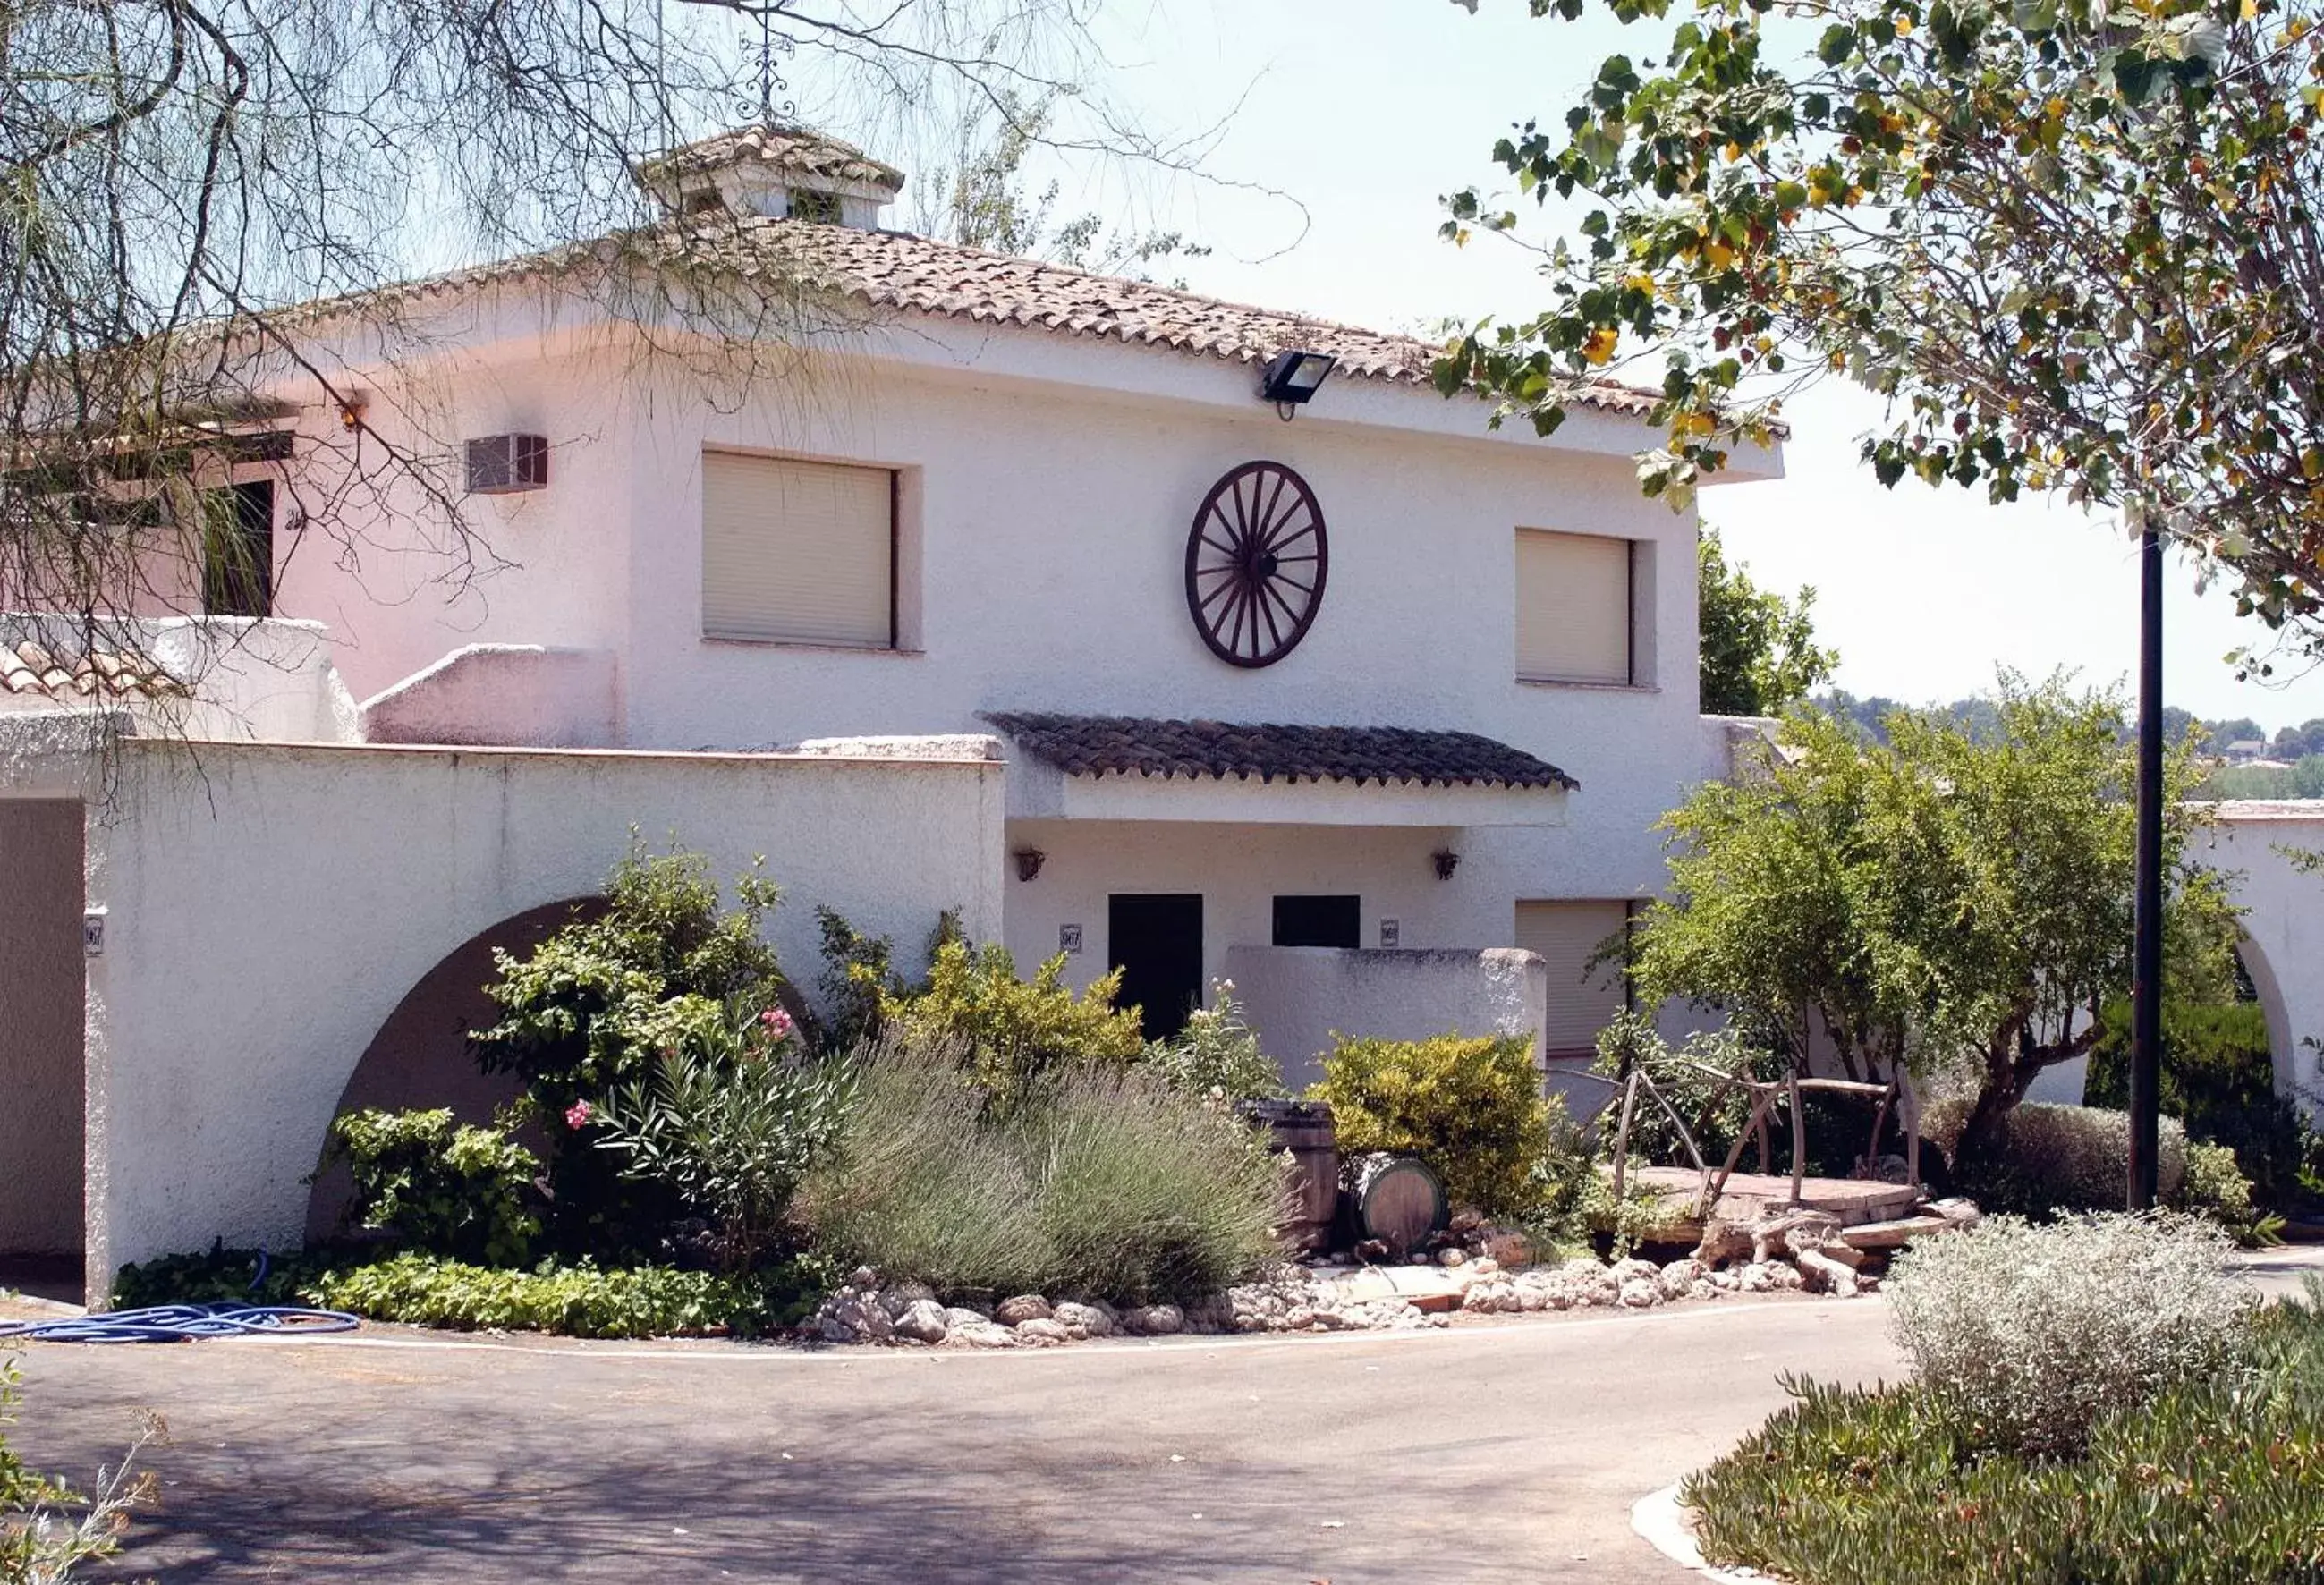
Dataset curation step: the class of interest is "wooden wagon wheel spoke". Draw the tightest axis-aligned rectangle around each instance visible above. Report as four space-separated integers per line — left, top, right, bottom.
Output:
1183 461 1329 668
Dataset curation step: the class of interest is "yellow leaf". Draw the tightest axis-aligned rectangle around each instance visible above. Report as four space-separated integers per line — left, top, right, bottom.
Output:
1707 240 1736 268
1895 11 1914 32
1583 327 1620 365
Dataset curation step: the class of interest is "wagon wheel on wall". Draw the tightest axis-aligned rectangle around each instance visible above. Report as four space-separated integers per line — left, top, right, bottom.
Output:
1183 460 1329 668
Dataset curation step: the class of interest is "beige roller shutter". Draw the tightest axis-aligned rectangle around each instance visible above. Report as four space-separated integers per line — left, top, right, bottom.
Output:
1515 529 1631 684
702 452 893 646
1515 900 1631 1056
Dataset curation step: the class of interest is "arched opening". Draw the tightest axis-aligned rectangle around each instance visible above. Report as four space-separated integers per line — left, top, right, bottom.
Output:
303 895 603 1242
2236 935 2300 1110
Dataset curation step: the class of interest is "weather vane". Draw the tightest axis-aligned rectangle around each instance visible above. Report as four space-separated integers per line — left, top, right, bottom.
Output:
751 4 796 125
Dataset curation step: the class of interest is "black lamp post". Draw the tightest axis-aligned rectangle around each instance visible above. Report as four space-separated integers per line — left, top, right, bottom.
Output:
2128 517 2164 1209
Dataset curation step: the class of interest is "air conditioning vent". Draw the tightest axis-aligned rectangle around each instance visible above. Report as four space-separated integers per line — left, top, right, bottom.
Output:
465 434 549 495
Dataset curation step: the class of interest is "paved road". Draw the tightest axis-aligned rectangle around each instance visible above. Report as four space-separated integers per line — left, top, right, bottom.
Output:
12 1249 2315 1585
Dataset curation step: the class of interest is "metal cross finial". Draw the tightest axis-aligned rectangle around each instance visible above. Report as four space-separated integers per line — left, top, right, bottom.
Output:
752 5 796 124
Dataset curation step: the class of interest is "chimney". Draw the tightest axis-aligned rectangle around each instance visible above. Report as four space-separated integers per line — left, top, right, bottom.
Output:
632 123 903 229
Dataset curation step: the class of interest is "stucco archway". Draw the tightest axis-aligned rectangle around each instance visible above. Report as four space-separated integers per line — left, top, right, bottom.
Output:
302 896 603 1242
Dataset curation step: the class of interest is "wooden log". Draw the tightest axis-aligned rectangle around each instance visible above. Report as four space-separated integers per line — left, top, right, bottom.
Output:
1610 1070 1641 1200
1837 1215 1954 1251
1788 1073 1806 1207
1795 1247 1861 1297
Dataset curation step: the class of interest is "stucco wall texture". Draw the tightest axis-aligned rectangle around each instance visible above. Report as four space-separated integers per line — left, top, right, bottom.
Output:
66 736 1004 1301
1226 944 1550 1096
2201 803 2324 1118
0 798 85 1255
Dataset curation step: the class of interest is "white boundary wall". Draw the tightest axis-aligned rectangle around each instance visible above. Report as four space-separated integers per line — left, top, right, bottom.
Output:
0 725 1003 1301
1226 944 1548 1095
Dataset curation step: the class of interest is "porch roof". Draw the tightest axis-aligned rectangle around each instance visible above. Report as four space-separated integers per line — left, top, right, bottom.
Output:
982 713 1578 792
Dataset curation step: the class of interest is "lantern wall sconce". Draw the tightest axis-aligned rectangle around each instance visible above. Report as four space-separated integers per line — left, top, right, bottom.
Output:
1431 849 1462 881
1014 847 1047 882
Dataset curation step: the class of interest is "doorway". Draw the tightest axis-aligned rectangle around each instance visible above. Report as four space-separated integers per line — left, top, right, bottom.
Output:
202 479 275 617
0 800 85 1278
1272 894 1361 950
1107 894 1203 1041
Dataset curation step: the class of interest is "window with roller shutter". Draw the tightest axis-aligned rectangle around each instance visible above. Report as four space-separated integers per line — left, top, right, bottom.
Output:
1514 527 1634 685
1514 899 1633 1058
701 451 895 647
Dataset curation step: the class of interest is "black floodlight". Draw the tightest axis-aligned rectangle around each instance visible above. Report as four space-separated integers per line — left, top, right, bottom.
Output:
1260 349 1337 419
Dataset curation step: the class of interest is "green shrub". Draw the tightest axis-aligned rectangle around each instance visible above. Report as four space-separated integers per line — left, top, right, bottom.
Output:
1140 984 1285 1106
112 1245 321 1310
875 938 1144 1107
590 1012 852 1270
2088 996 2324 1216
468 838 794 1249
2175 1140 2283 1248
1684 1293 2324 1585
1884 1211 2254 1459
1025 1066 1288 1303
798 1033 1287 1303
1309 1033 1553 1217
321 1108 540 1266
304 1252 820 1338
1927 1098 2187 1216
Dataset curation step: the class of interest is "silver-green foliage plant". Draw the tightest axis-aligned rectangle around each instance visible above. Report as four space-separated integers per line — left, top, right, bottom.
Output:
799 1033 1288 1303
0 1361 148 1585
1885 1211 2255 1458
590 1008 851 1272
1140 984 1285 1106
1925 1099 2188 1216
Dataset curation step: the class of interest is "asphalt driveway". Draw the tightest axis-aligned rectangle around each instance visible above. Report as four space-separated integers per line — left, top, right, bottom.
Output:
11 1248 2316 1584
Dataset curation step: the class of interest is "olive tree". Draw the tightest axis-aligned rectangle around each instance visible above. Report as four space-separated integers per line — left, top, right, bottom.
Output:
1438 0 2324 675
1633 677 2239 1169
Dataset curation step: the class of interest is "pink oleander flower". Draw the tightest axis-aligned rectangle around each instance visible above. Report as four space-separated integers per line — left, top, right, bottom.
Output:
759 1005 794 1039
564 1099 594 1131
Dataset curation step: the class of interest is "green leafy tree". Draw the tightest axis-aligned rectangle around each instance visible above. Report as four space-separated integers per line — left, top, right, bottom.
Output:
1438 0 2324 673
1632 677 2238 1172
1698 526 1837 715
871 938 1146 1108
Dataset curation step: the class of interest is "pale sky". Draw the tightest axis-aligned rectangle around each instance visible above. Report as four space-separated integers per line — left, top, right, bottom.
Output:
979 0 2324 733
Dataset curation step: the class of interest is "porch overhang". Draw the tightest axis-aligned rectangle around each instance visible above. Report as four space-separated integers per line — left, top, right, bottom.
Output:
986 712 1574 828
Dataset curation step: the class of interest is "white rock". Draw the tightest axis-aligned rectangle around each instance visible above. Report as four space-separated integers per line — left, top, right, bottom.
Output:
954 1322 1019 1349
893 1299 950 1343
1126 1303 1184 1336
943 1306 988 1329
1438 1248 1468 1267
1014 1318 1072 1344
881 1281 937 1318
1707 1269 1741 1293
1468 1257 1500 1276
1737 1263 1777 1293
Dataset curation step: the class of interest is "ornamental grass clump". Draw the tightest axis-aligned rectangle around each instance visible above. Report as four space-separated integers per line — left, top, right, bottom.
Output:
1883 1211 2256 1459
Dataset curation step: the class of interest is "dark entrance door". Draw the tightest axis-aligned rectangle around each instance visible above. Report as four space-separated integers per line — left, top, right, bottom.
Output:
1107 894 1203 1041
1273 894 1361 949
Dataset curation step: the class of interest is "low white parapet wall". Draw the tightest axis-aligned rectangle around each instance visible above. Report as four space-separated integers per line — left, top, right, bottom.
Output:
1 615 359 743
1226 945 1548 1095
360 644 620 748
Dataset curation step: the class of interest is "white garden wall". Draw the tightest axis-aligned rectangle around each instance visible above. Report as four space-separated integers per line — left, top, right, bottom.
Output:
2201 802 2324 1118
1 729 1003 1302
1225 945 1549 1095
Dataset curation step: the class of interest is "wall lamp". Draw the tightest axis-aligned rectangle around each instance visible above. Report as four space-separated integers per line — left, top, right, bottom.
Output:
1013 847 1047 882
1260 348 1337 420
1432 849 1462 881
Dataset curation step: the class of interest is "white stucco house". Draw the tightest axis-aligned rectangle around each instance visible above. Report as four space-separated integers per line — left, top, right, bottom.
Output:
0 121 1758 1301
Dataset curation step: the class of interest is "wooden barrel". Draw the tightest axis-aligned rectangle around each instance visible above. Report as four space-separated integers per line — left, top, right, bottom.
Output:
1238 1099 1339 1251
1349 1152 1448 1253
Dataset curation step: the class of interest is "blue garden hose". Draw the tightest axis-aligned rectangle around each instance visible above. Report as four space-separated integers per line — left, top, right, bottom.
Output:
0 1250 360 1343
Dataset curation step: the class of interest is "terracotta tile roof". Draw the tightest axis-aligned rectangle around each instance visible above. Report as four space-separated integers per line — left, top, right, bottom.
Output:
1 637 183 701
296 218 1658 416
633 124 904 192
983 712 1578 791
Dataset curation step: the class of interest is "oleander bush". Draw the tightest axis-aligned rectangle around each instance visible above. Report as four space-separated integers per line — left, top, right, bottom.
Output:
469 839 795 1250
797 1033 1287 1303
1684 1283 2324 1585
1883 1212 2255 1459
1140 984 1285 1106
322 1107 541 1266
1310 1032 1555 1218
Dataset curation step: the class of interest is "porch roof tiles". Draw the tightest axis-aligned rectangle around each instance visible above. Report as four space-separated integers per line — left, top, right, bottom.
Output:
2 637 184 702
983 712 1578 792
